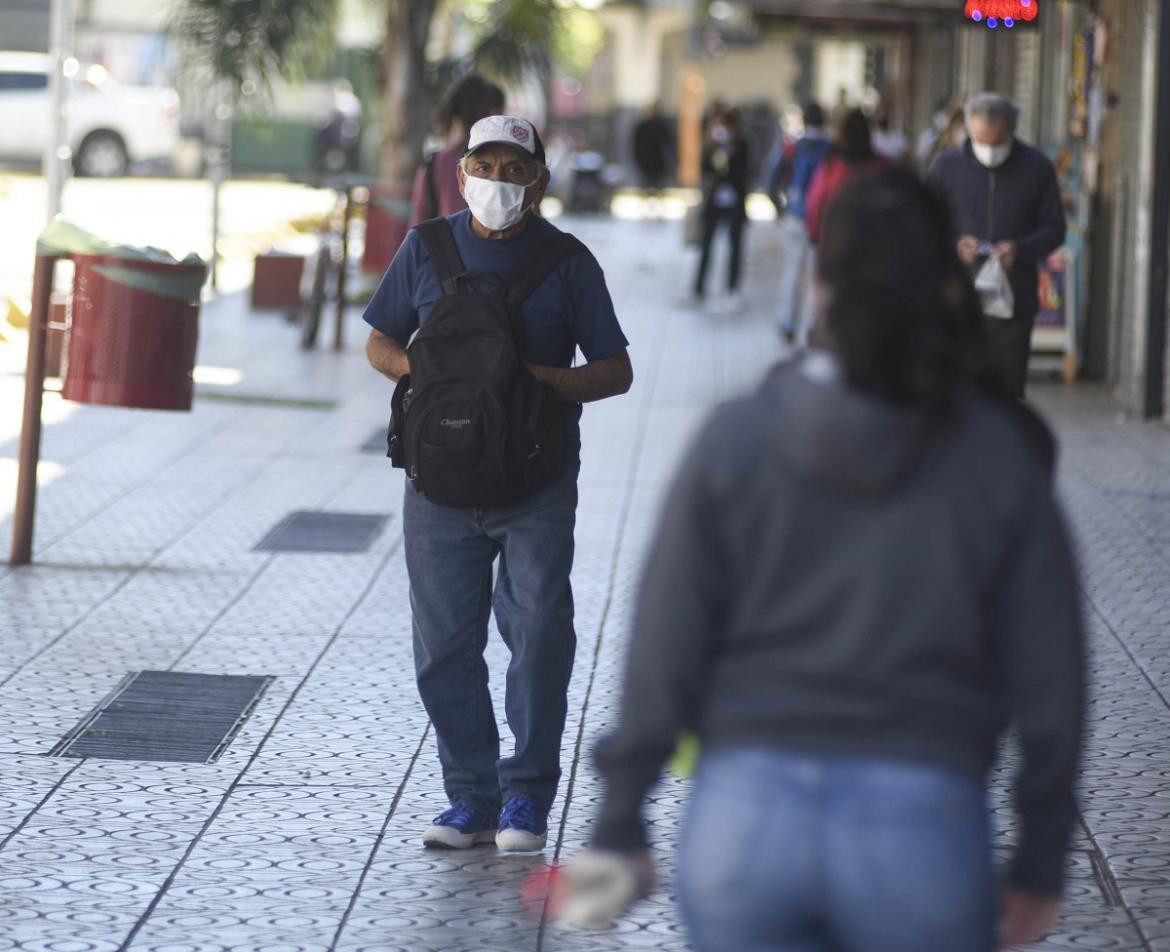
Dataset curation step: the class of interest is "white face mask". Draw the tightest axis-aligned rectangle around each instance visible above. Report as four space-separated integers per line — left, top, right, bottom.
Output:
972 141 1012 168
462 172 538 231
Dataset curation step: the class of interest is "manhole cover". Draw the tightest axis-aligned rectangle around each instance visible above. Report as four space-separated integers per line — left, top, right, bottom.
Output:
51 671 274 763
254 511 390 553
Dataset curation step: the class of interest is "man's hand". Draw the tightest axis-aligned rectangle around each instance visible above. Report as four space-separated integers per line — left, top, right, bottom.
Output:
999 889 1061 948
525 362 566 390
545 849 655 929
993 241 1019 269
957 235 981 265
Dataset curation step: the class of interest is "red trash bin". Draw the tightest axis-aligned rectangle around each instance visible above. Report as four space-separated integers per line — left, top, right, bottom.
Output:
361 185 411 275
62 253 207 411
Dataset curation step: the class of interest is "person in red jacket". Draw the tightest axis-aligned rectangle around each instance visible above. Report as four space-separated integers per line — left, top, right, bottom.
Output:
805 109 890 244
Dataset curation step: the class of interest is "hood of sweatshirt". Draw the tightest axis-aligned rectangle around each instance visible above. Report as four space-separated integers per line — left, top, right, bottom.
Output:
759 353 936 498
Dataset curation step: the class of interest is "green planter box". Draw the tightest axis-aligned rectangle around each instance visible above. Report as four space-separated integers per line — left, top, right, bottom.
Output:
231 119 318 175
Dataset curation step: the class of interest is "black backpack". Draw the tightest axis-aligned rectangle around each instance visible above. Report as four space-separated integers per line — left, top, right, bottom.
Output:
387 216 584 508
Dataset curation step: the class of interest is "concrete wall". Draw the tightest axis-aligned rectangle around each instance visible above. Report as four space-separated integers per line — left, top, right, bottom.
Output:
1107 0 1159 411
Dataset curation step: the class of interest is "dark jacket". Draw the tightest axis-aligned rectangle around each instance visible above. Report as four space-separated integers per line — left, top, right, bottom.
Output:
593 357 1085 897
927 139 1066 316
700 134 749 213
632 116 674 186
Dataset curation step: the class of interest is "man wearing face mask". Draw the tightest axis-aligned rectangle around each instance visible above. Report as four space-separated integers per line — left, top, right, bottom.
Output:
363 115 633 853
927 92 1066 398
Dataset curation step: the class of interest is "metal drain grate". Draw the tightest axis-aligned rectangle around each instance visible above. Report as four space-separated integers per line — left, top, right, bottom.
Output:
51 670 274 763
254 511 390 553
360 426 389 454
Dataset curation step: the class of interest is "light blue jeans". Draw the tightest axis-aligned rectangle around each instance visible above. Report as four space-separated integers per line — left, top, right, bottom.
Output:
678 746 996 952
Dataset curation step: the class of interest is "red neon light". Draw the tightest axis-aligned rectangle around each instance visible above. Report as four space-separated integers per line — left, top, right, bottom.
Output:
965 0 1039 25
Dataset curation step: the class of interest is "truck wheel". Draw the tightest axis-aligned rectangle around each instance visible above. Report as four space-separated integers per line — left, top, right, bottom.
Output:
74 131 129 177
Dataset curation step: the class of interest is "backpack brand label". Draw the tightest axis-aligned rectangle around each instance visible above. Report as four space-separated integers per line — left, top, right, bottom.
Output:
441 418 472 428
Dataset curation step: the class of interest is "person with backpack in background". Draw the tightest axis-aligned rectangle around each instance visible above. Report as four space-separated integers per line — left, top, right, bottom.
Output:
805 109 891 245
773 102 830 345
365 115 633 852
409 74 505 226
776 102 831 223
680 106 750 315
552 168 1083 952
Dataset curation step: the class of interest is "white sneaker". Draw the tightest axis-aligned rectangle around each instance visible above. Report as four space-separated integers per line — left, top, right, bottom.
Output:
495 795 548 852
720 292 746 315
674 293 706 311
421 802 498 849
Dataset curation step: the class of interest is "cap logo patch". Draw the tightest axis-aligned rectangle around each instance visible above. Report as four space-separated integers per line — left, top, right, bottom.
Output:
511 124 531 144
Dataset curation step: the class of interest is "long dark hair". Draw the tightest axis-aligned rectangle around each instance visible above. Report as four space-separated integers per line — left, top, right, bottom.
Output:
436 74 505 136
834 108 876 164
815 167 985 412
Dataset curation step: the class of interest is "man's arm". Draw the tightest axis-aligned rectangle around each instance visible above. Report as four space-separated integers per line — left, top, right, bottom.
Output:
994 474 1084 900
527 348 633 403
1014 159 1067 266
366 328 410 381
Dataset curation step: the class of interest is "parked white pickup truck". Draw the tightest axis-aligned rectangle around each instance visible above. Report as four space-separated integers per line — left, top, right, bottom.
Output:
0 52 181 177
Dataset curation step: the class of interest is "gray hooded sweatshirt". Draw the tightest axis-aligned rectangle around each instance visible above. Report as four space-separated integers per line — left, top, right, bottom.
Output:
593 356 1084 896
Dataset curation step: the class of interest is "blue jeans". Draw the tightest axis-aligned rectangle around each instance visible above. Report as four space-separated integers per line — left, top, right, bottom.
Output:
402 460 579 817
678 747 995 952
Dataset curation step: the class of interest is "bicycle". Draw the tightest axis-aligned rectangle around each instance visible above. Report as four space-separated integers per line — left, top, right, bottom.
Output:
295 174 373 351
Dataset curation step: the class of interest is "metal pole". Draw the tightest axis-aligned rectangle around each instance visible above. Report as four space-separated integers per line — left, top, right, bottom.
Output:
209 84 232 292
334 186 353 351
44 0 75 221
1143 0 1170 419
11 255 58 566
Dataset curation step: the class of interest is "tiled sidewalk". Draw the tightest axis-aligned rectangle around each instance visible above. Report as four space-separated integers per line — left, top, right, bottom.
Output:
1 216 1169 951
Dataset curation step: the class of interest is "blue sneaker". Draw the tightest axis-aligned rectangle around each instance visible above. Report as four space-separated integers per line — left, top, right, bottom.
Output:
496 795 548 851
422 801 498 849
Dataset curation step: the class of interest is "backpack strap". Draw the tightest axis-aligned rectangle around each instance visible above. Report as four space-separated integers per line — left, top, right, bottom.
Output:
422 152 440 220
504 232 587 308
416 217 465 297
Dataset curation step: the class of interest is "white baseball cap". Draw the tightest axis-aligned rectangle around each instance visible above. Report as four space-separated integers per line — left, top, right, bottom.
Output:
465 115 546 164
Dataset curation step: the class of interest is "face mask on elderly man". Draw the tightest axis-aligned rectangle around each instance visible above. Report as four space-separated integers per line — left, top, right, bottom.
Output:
462 171 539 231
972 141 1012 168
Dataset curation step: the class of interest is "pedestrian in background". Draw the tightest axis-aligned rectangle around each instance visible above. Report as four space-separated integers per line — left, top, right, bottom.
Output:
555 168 1084 952
683 106 750 315
410 73 505 226
631 102 675 217
774 102 831 222
772 102 831 345
928 92 1066 398
871 107 910 163
921 98 970 171
805 109 890 245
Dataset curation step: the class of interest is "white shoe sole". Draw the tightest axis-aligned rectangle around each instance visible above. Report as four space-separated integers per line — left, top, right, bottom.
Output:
422 825 497 849
496 827 547 852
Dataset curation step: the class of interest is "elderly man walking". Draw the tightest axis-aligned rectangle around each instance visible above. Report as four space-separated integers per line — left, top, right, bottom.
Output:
928 92 1066 398
364 116 633 851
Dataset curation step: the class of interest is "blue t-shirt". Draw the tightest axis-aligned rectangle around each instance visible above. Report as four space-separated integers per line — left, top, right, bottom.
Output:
362 209 628 455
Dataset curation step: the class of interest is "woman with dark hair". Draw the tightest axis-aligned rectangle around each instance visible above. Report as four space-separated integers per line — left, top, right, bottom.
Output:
410 73 506 225
557 168 1084 952
804 108 889 244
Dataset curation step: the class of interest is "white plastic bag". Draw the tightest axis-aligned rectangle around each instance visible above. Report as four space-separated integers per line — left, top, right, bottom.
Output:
974 255 1015 319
